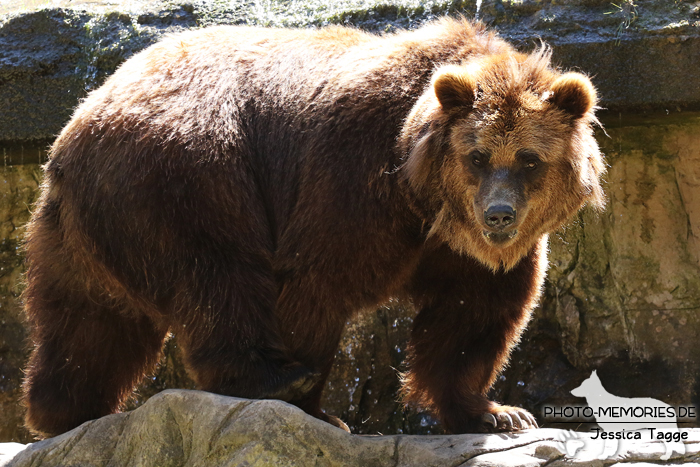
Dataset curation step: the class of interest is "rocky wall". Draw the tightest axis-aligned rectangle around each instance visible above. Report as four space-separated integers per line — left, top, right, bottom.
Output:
0 162 42 442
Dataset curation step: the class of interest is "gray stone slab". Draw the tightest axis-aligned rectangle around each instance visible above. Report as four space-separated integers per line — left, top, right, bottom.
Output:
3 390 700 467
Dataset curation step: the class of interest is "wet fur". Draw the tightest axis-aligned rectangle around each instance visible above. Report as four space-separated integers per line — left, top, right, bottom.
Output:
22 18 604 437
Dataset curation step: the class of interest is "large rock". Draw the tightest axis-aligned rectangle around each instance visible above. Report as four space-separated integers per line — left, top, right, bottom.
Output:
3 390 700 467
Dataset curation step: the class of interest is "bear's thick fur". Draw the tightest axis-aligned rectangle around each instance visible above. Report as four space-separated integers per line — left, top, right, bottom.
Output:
22 18 604 438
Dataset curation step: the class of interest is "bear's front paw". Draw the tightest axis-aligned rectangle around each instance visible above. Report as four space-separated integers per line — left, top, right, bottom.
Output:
480 405 538 432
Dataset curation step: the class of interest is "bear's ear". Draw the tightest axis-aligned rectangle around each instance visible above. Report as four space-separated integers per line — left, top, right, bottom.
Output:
548 72 597 119
433 66 477 112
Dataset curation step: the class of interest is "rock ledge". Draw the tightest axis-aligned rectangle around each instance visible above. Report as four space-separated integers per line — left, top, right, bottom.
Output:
1 390 699 466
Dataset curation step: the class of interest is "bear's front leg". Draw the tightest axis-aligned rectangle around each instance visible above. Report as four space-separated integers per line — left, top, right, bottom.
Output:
404 241 546 433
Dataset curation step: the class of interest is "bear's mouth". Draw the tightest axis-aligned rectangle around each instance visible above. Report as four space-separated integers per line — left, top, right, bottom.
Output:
482 230 518 245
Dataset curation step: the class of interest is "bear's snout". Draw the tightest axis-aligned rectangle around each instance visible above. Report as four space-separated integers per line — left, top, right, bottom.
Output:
484 205 516 230
476 168 524 244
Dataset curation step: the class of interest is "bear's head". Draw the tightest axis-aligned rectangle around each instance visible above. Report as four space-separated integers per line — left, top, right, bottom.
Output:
400 49 605 271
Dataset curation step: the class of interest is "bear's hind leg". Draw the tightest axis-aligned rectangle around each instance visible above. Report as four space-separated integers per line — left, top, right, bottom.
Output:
272 286 351 431
171 256 319 402
22 200 169 438
23 308 167 438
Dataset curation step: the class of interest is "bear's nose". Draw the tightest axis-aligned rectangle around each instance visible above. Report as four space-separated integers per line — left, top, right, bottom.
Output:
484 205 516 230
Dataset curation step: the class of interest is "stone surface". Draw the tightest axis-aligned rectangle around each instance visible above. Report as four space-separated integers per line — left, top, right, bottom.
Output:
3 390 700 467
1 0 699 144
0 6 197 142
478 0 700 112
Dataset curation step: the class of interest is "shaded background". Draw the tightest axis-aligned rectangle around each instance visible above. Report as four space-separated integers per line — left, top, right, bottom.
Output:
1 0 699 442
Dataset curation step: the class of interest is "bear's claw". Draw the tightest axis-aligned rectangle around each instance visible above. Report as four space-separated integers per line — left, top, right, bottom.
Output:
324 413 351 432
482 412 497 428
480 406 538 432
522 410 539 429
263 366 321 402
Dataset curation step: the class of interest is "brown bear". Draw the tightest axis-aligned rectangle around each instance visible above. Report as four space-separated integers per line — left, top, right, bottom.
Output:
22 17 604 438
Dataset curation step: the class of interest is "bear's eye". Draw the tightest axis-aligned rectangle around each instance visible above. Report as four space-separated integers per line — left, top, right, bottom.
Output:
517 151 541 171
525 159 539 170
470 151 489 168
